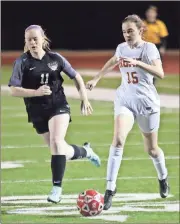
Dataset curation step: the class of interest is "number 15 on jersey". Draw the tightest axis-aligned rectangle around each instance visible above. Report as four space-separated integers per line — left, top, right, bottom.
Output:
127 72 138 84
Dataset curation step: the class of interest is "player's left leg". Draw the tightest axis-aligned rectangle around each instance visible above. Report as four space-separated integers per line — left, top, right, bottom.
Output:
104 106 135 210
137 112 170 198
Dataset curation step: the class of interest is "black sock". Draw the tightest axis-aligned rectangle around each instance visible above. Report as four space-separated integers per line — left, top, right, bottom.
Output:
51 155 66 187
70 144 87 160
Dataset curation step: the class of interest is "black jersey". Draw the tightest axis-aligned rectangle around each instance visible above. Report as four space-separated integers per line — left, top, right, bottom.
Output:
8 51 77 110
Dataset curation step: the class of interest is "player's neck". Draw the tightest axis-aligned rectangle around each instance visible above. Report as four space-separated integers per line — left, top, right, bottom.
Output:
30 50 46 60
129 39 144 49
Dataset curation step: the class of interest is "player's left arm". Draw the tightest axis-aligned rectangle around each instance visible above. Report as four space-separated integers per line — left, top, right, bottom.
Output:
137 59 164 79
73 73 87 100
73 73 93 115
123 43 164 79
123 57 164 79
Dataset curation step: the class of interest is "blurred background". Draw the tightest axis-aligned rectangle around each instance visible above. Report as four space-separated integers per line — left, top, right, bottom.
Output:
1 1 180 50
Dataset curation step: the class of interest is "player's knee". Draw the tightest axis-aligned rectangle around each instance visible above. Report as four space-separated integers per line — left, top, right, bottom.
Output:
50 138 66 155
113 135 125 148
146 146 159 157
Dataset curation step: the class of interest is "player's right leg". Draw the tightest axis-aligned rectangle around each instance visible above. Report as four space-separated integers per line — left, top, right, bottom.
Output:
142 131 169 198
137 112 170 198
104 106 134 210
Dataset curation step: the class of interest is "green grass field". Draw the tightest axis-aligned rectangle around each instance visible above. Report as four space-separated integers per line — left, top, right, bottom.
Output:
1 66 180 94
1 94 179 223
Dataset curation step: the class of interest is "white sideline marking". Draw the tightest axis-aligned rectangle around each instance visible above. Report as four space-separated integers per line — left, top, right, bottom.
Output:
54 155 180 162
2 156 179 166
2 141 179 149
115 204 179 212
89 215 128 222
1 129 179 137
1 176 176 184
1 162 24 169
1 155 179 169
2 160 37 163
6 209 128 222
1 193 173 202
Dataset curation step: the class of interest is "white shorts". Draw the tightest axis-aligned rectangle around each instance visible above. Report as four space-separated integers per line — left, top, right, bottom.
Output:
114 105 160 133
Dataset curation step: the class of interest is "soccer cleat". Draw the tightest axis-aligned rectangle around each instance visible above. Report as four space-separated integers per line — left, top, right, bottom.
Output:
103 188 116 210
158 177 170 198
47 186 62 203
83 142 101 167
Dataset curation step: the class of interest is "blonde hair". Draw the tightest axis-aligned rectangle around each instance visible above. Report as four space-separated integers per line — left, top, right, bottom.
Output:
24 25 51 53
122 14 146 38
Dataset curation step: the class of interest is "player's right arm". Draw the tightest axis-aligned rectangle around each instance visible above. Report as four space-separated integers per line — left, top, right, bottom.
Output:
9 58 52 97
10 86 52 97
86 55 118 90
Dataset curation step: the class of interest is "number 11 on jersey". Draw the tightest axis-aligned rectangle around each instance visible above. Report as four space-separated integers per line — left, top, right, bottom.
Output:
40 73 49 84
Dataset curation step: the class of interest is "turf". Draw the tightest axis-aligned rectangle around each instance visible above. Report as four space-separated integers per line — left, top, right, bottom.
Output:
1 95 179 223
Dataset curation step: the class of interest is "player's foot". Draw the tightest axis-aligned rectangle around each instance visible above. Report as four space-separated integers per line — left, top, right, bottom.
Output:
158 176 170 198
103 188 116 210
47 186 62 203
83 142 101 167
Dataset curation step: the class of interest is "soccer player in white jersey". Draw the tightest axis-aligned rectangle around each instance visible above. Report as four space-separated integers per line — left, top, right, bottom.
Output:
86 14 170 210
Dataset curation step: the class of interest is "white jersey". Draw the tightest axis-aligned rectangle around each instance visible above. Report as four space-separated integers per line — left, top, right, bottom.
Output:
115 41 161 115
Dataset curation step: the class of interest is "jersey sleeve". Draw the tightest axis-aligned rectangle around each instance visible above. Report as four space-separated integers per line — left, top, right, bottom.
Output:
8 58 24 87
146 43 161 63
56 53 77 79
158 20 169 38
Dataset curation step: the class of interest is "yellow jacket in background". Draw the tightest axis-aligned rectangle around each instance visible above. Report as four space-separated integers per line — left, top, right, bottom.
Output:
143 19 169 44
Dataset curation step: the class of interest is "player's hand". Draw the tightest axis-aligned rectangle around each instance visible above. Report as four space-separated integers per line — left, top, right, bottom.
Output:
116 57 123 63
86 79 98 91
81 100 93 116
123 57 139 66
35 85 52 96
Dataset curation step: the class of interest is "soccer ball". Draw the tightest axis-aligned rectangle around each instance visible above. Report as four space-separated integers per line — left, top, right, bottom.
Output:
77 189 104 216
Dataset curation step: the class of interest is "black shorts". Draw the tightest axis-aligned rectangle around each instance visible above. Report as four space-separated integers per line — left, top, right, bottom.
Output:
28 104 71 134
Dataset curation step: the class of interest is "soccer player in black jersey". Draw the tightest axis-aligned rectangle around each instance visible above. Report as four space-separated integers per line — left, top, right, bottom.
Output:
8 25 101 203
